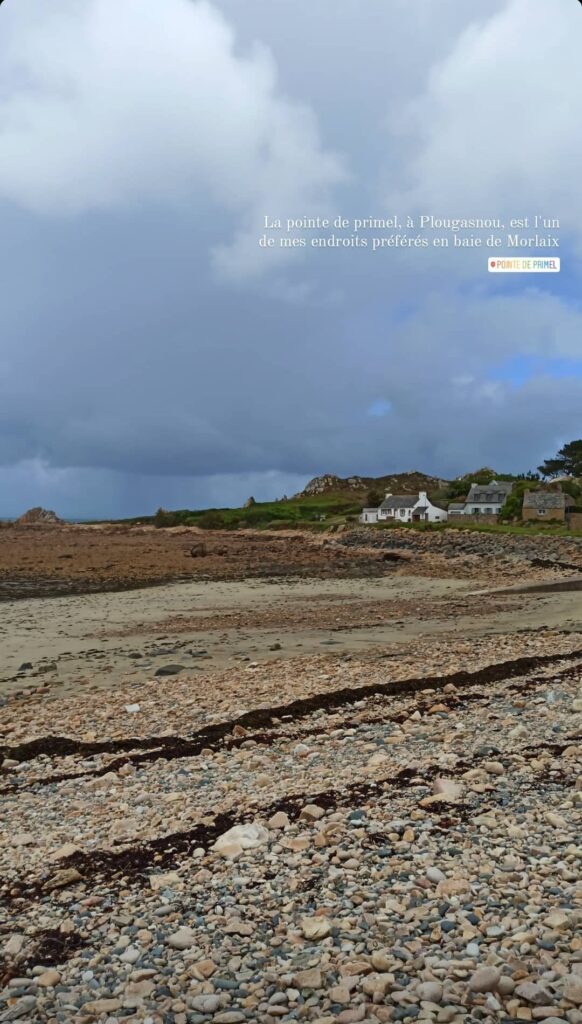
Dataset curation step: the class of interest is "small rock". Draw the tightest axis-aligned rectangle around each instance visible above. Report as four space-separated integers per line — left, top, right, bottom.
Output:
268 811 290 830
293 967 323 989
48 843 80 861
82 999 123 1015
544 910 571 930
119 944 140 964
192 958 217 979
436 876 470 897
36 970 61 987
149 871 181 890
367 751 389 767
167 927 198 950
432 777 462 800
336 1006 366 1023
371 950 394 972
223 920 253 936
12 833 35 847
362 973 394 997
468 967 501 993
300 804 325 821
417 981 443 1002
515 982 554 1005
564 975 582 1005
191 994 221 1013
43 868 83 891
3 934 25 957
301 916 332 940
213 822 269 856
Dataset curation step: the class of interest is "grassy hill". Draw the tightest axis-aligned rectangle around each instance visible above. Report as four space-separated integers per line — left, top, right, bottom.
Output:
114 493 363 531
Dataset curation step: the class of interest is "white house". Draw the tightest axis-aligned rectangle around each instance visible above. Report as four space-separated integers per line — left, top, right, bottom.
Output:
372 490 448 524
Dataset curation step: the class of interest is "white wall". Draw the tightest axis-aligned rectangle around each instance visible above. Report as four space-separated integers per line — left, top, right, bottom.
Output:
465 503 502 515
412 491 448 523
359 509 378 524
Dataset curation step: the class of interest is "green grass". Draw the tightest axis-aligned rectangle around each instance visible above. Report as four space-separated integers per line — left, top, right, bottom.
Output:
111 493 363 530
370 519 581 537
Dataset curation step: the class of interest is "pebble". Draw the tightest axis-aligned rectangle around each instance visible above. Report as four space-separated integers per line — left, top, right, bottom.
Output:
468 967 501 993
166 927 198 950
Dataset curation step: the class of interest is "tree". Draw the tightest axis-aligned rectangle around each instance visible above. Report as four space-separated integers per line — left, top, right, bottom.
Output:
515 471 541 481
499 480 531 521
538 440 582 478
560 479 582 500
366 488 382 507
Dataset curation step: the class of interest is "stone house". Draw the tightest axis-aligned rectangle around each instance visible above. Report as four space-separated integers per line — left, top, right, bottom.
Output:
522 490 575 523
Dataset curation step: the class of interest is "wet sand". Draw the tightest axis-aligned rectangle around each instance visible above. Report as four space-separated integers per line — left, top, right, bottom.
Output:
2 572 581 699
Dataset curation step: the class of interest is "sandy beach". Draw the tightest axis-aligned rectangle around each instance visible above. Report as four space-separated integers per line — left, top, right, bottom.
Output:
1 572 582 701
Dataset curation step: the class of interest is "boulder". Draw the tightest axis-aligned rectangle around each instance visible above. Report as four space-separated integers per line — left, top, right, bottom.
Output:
190 542 207 558
15 507 64 526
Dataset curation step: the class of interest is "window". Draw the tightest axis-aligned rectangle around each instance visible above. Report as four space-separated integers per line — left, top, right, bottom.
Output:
538 509 546 515
485 508 492 514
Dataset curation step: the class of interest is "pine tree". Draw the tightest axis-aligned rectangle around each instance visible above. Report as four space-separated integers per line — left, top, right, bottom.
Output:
538 440 582 478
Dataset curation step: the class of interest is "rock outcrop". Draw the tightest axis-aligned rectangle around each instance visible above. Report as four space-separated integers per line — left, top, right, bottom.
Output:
15 507 64 527
295 472 448 499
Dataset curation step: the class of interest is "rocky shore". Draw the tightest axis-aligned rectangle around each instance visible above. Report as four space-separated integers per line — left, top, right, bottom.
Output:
0 526 581 1024
1 627 580 1024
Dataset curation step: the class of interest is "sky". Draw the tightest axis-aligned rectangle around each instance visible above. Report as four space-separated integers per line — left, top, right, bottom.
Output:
0 0 581 518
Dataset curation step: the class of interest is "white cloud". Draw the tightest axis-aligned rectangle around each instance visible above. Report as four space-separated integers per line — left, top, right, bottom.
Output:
386 0 582 237
0 0 345 279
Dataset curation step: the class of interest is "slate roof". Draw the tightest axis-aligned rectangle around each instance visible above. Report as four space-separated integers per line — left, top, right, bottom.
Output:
448 502 466 511
379 495 418 510
522 490 569 509
466 480 513 504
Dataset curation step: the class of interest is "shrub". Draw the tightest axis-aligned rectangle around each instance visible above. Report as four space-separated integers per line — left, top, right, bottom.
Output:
153 507 180 528
197 510 225 530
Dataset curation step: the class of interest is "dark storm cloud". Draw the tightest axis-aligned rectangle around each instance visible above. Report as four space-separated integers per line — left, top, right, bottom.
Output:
0 0 581 516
